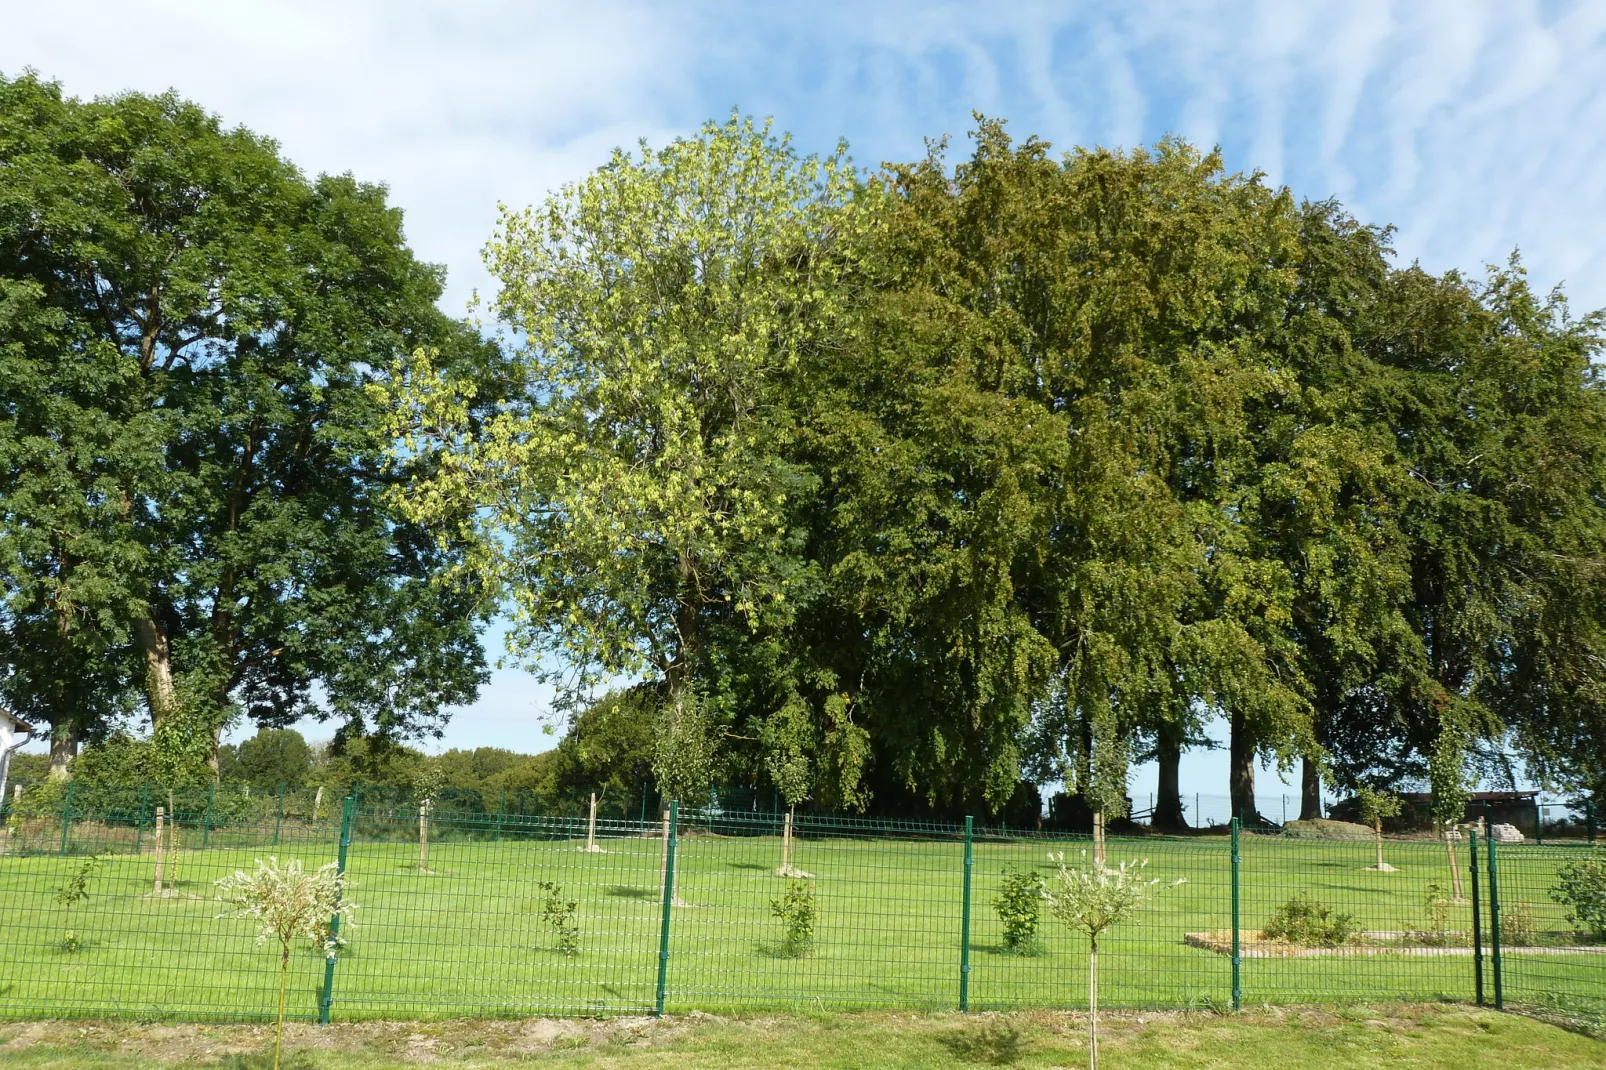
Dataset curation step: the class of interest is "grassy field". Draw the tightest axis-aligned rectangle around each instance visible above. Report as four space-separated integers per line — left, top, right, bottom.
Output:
0 1005 1602 1068
0 812 1602 1024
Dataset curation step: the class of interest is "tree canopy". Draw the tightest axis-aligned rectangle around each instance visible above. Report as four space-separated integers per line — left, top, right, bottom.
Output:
0 73 503 773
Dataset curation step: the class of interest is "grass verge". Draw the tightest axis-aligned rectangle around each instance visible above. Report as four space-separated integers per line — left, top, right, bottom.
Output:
0 1003 1602 1069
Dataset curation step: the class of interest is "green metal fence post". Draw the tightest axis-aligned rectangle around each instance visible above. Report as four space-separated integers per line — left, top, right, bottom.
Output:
655 800 679 1018
1487 829 1503 1011
1469 828 1484 1006
273 783 285 847
495 788 505 843
1535 799 1543 846
202 780 215 848
1230 816 1242 1011
58 779 74 856
1589 801 1598 845
960 816 974 1012
319 794 356 1025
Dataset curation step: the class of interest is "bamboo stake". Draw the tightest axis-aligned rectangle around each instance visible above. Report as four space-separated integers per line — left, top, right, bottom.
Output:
1093 810 1106 867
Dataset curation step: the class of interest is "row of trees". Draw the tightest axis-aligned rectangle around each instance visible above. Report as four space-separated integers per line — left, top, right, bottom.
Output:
5 73 1606 826
391 116 1606 828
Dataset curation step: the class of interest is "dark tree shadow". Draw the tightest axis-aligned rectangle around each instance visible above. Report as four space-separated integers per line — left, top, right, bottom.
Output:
936 1022 1028 1065
606 885 652 899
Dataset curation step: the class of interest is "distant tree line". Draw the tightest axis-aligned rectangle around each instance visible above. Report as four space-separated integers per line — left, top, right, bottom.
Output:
6 73 1606 828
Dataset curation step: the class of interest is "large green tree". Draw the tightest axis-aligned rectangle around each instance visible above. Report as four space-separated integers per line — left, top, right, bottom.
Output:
388 115 869 800
0 74 500 771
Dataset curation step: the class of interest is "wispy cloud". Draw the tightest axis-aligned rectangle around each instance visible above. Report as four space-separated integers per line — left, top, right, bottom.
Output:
7 0 1606 749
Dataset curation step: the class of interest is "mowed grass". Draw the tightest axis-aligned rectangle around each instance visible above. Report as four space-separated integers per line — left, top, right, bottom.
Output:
0 814 1602 1024
0 1005 1602 1068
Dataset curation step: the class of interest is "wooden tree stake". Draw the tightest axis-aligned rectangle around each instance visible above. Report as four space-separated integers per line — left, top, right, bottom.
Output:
153 807 165 894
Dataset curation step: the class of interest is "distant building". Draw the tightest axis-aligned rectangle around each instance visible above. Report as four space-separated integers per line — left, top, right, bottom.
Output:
1330 790 1544 835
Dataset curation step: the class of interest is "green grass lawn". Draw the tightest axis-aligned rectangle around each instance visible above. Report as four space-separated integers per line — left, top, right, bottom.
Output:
0 813 1602 1024
0 1005 1602 1068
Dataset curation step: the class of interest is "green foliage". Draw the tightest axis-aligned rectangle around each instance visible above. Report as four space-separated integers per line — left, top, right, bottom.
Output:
214 856 356 1070
226 730 313 791
1043 854 1168 949
1552 852 1606 938
1261 893 1358 948
652 691 718 805
1356 786 1402 829
1412 882 1462 947
0 72 496 773
992 867 1044 954
770 879 817 957
56 853 101 952
1501 899 1537 948
1428 731 1471 829
532 880 579 958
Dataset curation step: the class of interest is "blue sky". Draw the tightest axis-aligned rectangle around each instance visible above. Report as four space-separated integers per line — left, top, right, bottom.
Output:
6 1 1605 800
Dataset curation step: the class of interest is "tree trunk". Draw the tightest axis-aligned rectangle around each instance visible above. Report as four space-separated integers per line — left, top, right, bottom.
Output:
1229 709 1259 825
1093 809 1106 867
1153 725 1187 832
1088 935 1099 1070
1299 755 1322 821
134 615 177 723
48 721 78 780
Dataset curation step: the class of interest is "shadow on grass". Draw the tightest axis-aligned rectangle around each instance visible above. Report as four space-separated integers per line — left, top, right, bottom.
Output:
606 885 652 899
755 942 813 959
936 1022 1028 1065
973 940 1045 958
209 1053 318 1069
728 861 770 871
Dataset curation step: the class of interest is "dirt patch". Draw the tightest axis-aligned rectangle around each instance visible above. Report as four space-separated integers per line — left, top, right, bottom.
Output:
0 1015 674 1065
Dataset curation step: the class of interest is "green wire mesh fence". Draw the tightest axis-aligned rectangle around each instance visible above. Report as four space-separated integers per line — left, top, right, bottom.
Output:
1 790 1601 1024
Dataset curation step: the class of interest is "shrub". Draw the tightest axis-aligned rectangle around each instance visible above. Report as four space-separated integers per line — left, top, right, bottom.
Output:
993 867 1044 954
1552 851 1606 939
56 853 102 953
533 880 579 958
770 879 816 957
1501 899 1537 947
1408 882 1466 947
1261 893 1358 947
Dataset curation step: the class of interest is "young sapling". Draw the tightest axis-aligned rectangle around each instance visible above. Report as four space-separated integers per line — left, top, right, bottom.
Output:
215 857 355 1070
1043 852 1181 1070
533 879 580 957
770 879 817 957
1356 785 1402 872
56 853 102 952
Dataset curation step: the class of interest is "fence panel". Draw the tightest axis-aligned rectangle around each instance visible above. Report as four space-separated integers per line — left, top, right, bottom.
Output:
3 789 1605 1024
967 829 1231 1011
1237 830 1479 1006
1490 841 1606 1021
660 811 965 1011
329 805 662 1019
0 788 340 1022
